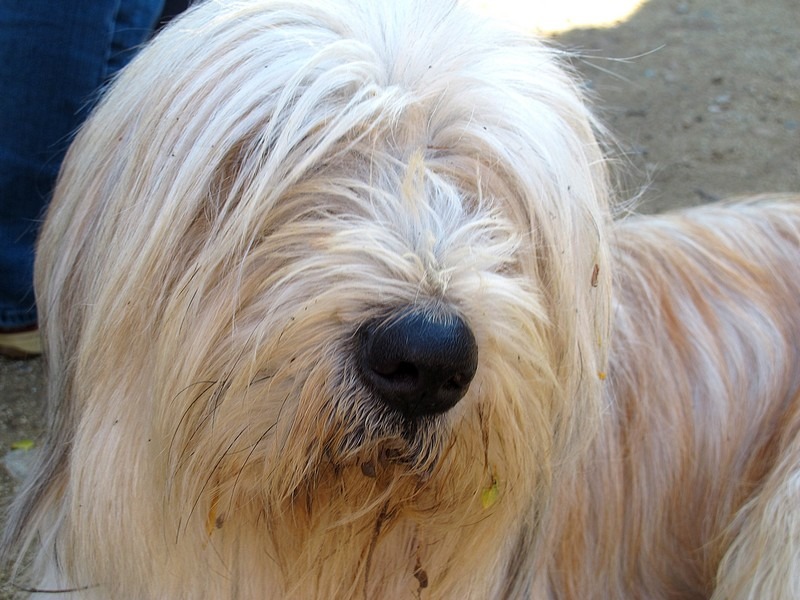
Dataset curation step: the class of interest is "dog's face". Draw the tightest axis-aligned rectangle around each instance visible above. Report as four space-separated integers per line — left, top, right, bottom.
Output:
38 0 613 590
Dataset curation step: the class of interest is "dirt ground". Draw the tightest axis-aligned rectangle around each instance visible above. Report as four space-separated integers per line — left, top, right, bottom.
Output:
0 0 797 595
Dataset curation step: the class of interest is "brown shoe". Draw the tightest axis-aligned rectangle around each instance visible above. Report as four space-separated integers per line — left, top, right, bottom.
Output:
0 326 42 358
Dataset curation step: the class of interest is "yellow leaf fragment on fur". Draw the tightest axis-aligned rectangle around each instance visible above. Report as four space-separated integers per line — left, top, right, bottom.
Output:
481 478 500 509
10 439 34 451
206 493 220 537
597 371 607 381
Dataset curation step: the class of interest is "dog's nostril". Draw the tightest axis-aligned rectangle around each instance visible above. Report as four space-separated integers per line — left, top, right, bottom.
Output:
443 375 466 391
358 310 478 418
371 361 419 390
372 360 417 379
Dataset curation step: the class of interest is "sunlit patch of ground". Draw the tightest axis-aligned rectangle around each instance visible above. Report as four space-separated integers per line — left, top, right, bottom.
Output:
465 0 647 34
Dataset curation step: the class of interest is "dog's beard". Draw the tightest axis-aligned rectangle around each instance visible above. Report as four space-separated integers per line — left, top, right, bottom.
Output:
323 364 453 475
167 347 462 524
266 361 457 510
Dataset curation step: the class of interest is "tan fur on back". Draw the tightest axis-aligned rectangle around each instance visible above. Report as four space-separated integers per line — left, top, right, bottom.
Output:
1 1 798 598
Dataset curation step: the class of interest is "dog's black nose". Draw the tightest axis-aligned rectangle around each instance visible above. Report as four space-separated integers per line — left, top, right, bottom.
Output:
358 311 478 418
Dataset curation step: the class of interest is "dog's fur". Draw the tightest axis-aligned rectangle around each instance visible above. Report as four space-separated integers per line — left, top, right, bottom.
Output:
3 0 800 598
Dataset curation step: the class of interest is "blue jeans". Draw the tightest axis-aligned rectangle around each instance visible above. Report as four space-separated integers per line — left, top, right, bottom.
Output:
0 0 165 329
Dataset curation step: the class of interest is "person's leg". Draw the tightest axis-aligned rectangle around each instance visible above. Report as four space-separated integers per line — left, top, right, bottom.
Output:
0 0 165 355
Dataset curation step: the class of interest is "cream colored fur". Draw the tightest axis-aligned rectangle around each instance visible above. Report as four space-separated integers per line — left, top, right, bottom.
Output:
2 0 798 598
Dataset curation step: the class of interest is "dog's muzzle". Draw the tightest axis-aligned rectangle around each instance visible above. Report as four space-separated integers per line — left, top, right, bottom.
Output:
357 310 478 419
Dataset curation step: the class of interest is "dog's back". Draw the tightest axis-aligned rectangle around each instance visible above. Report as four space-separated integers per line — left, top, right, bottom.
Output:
551 197 800 598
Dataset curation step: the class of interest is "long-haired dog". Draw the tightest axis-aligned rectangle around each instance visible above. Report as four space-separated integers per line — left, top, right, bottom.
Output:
3 0 799 598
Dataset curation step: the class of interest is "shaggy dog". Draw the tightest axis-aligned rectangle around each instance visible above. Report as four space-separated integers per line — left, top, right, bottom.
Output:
3 0 799 597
